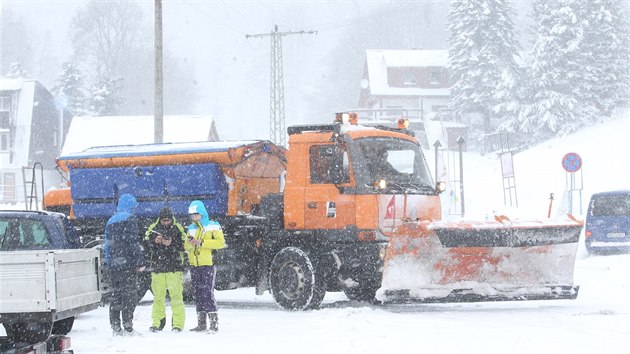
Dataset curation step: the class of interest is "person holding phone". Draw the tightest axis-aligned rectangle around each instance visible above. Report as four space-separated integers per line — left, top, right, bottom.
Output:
144 207 187 333
185 200 225 333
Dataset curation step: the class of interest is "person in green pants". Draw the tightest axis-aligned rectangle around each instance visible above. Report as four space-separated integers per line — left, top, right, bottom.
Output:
144 207 187 332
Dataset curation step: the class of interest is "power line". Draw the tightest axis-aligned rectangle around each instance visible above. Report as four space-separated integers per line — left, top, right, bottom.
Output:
181 1 244 35
245 25 317 146
219 0 265 29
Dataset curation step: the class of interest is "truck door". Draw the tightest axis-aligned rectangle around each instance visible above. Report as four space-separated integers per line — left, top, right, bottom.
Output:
303 144 356 229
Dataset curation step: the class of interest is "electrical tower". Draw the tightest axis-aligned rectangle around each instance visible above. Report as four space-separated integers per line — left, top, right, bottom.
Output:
246 25 316 146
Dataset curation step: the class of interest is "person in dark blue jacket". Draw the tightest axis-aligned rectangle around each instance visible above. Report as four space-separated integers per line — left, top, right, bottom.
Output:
104 194 146 336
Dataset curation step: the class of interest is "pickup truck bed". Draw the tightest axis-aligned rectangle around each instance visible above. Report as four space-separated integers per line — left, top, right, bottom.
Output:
0 249 101 323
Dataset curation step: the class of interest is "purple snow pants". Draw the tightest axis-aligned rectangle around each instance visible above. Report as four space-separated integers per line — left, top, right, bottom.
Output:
190 265 218 313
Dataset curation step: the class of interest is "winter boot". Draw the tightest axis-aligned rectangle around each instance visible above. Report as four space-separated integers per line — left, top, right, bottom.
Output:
208 312 218 333
189 312 207 332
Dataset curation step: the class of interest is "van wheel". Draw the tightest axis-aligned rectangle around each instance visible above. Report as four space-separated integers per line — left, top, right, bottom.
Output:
269 247 325 310
52 317 75 335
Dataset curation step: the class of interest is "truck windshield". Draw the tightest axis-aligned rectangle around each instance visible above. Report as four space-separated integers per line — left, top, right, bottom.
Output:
355 137 434 192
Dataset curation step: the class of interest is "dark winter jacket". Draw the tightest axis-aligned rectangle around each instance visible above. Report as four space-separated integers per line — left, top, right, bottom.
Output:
104 194 145 272
144 217 187 273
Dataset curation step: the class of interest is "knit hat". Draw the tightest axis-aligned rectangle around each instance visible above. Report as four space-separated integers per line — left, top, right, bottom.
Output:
159 207 173 220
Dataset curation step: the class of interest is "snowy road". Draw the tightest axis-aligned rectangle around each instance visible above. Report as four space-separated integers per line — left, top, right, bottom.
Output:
66 252 630 354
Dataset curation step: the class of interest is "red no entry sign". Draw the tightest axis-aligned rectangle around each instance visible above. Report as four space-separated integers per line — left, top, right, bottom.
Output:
562 152 582 173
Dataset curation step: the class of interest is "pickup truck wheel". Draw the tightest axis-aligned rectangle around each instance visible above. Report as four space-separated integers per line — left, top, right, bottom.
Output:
8 321 53 343
52 317 74 335
269 247 324 311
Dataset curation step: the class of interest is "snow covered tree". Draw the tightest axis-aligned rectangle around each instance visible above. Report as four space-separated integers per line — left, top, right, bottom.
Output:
1 7 34 78
6 62 27 79
511 0 590 140
87 76 122 116
580 0 630 117
69 0 197 115
52 62 87 115
70 0 144 79
447 0 521 133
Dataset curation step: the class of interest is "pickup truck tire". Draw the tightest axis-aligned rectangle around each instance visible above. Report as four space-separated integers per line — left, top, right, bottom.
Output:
52 317 74 335
269 247 325 311
6 321 52 343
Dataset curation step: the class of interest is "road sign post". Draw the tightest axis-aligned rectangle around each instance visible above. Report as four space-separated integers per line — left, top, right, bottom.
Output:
561 152 583 215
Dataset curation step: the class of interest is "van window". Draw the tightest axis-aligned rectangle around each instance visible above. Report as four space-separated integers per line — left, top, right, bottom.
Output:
590 194 630 216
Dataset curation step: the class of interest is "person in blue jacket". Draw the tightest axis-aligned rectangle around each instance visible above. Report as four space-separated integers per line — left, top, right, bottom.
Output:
104 194 146 336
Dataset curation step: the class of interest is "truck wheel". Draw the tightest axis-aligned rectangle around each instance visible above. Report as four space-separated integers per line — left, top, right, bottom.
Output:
52 317 74 335
7 321 52 343
343 286 378 302
269 247 325 310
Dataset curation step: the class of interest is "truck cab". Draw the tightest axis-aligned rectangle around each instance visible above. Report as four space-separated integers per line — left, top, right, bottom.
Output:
0 211 81 251
263 115 444 307
284 117 442 236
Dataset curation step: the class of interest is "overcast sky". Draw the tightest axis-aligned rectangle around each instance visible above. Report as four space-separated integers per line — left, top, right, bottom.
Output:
3 0 544 141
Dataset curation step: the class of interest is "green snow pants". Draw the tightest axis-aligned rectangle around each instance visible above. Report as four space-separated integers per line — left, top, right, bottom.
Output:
151 271 185 330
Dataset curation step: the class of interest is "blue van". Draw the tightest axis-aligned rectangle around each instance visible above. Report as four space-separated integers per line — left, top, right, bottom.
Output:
584 190 630 254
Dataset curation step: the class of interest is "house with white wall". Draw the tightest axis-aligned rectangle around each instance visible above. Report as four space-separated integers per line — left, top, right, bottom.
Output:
358 49 451 119
0 79 73 205
357 49 467 150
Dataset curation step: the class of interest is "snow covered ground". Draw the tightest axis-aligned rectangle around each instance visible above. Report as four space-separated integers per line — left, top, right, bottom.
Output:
69 253 629 354
3 113 629 353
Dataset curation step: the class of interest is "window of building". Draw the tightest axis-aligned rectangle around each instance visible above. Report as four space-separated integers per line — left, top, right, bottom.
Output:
2 173 16 202
0 131 8 151
403 72 417 87
429 71 440 85
0 96 10 110
0 96 10 129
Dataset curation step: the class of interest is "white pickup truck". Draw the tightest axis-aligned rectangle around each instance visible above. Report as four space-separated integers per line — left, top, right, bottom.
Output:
0 211 101 347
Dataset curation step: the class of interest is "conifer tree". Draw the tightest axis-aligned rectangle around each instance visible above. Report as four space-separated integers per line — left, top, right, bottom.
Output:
580 0 630 117
52 62 87 115
87 76 122 116
447 0 521 133
514 0 586 140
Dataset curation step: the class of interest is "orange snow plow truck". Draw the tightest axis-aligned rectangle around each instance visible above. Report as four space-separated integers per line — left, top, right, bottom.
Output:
44 114 582 310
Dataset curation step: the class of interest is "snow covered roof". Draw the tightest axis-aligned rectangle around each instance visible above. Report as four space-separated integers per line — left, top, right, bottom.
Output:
0 78 26 91
365 49 450 97
62 115 218 155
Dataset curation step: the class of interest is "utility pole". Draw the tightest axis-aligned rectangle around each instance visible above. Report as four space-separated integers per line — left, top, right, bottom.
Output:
154 0 164 143
246 25 316 146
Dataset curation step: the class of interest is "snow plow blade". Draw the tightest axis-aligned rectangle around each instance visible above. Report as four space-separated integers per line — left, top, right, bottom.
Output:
377 216 582 304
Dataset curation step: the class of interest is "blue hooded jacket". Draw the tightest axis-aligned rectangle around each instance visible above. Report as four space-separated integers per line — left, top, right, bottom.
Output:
104 194 145 272
185 200 225 266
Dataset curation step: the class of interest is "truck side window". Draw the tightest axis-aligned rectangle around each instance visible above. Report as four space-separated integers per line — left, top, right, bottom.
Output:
0 220 7 249
309 145 350 184
310 145 334 184
30 221 49 246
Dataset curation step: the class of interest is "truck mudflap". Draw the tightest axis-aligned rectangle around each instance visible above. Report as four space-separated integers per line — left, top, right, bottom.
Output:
377 215 583 304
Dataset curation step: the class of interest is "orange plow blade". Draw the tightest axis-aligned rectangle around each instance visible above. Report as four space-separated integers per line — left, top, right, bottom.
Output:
377 216 582 303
